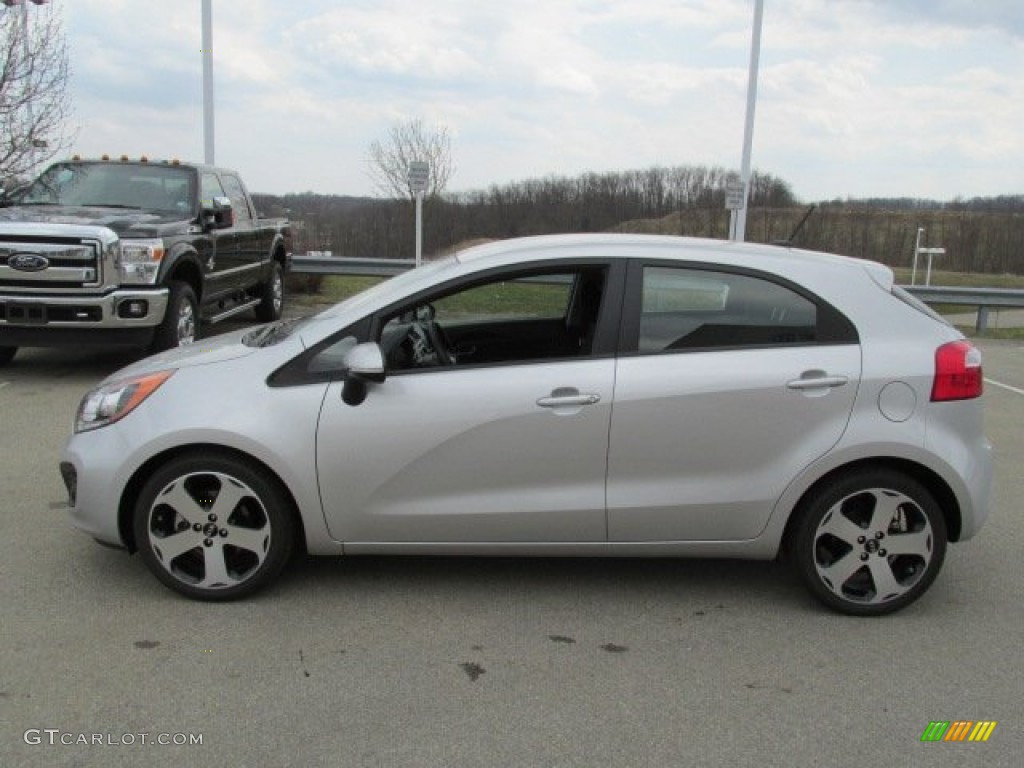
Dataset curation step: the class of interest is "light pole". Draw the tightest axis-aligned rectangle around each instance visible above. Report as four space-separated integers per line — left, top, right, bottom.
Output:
911 227 924 285
731 0 764 242
201 0 215 164
911 228 945 286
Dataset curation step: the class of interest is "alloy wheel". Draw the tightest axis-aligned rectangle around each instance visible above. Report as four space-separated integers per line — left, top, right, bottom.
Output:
145 470 271 591
812 487 936 606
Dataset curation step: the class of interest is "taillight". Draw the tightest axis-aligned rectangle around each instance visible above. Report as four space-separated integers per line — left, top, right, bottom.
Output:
931 340 983 401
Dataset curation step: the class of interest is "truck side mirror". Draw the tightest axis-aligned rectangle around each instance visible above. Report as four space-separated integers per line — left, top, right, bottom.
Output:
201 195 234 230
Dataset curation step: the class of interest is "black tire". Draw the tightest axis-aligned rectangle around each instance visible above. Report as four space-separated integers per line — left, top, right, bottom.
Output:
254 261 284 322
0 346 16 367
788 468 947 616
132 452 296 601
151 280 198 353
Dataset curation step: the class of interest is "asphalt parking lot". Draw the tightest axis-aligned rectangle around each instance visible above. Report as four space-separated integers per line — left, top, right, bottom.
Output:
1 332 1022 768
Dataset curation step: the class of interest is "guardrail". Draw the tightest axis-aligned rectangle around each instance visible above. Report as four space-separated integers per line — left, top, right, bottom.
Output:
902 286 1024 333
289 255 1024 334
290 255 415 277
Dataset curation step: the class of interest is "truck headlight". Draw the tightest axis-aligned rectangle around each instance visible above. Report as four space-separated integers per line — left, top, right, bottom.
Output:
119 239 165 284
75 370 174 432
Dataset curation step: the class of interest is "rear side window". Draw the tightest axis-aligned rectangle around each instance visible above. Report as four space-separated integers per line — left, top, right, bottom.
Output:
631 265 856 353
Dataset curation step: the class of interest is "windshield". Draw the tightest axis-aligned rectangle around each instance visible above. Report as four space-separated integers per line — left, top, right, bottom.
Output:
18 162 196 214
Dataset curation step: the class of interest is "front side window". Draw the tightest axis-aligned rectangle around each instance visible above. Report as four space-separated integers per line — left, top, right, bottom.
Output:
219 174 252 223
200 173 226 208
379 267 607 371
636 266 831 352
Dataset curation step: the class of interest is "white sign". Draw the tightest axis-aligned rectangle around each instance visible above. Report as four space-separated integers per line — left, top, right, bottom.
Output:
408 161 430 194
725 182 746 210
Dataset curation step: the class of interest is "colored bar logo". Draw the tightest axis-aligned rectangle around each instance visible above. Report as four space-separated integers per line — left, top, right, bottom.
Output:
921 721 997 742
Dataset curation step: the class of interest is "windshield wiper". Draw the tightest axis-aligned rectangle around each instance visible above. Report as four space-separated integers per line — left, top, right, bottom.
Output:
244 318 305 348
79 203 142 209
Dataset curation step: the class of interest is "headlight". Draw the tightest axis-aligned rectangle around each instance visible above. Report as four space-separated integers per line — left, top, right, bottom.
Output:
75 370 174 433
118 239 166 284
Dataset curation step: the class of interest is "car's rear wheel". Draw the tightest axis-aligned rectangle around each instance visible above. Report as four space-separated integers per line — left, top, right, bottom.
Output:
0 346 16 367
133 453 295 600
789 468 947 616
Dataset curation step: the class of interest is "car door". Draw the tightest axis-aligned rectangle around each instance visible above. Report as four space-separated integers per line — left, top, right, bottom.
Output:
606 262 861 542
315 262 621 544
218 173 264 292
198 171 235 300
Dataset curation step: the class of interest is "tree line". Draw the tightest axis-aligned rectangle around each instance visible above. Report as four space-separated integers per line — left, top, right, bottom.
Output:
253 165 1024 275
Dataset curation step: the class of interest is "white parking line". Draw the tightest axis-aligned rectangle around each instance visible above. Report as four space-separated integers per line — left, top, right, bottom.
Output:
986 378 1024 397
0 381 10 391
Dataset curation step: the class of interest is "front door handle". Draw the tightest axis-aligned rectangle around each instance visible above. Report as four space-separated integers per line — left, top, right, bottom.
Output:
536 387 601 411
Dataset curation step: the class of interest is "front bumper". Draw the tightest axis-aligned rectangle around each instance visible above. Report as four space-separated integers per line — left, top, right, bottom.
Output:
0 288 168 347
61 429 134 549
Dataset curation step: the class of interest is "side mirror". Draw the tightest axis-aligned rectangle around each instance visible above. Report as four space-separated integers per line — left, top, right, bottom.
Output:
201 195 234 230
341 342 386 406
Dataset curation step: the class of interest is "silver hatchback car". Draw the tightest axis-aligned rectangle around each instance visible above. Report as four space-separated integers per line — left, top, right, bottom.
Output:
60 235 992 615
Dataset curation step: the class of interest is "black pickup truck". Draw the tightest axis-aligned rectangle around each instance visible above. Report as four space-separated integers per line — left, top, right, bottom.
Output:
0 157 291 366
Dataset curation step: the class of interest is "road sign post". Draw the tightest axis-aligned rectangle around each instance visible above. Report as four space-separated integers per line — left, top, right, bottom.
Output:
725 181 745 241
408 161 429 267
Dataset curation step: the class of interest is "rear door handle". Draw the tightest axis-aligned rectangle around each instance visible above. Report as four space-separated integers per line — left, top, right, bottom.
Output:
786 371 849 390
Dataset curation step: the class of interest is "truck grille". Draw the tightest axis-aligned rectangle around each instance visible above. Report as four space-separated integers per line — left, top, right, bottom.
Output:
0 236 103 291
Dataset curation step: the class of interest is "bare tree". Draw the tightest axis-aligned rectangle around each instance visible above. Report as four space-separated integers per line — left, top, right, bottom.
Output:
366 118 454 200
0 0 73 182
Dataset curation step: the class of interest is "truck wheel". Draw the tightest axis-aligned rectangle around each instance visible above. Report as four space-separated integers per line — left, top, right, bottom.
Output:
255 261 284 322
0 346 16 367
151 281 198 353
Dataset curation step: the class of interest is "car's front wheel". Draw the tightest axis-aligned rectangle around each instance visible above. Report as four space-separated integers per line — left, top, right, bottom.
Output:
0 346 16 367
132 452 296 600
789 468 947 616
151 280 198 353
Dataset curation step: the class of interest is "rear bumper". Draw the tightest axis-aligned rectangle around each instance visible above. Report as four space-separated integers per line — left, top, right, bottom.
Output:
0 288 168 347
953 434 994 541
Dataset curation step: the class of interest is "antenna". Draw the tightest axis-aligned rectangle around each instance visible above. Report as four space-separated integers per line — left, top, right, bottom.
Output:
773 204 816 246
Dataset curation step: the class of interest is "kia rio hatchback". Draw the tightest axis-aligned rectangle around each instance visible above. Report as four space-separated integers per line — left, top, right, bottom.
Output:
60 235 993 615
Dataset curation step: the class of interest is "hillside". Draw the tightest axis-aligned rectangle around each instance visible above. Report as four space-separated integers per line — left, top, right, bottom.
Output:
254 166 1023 274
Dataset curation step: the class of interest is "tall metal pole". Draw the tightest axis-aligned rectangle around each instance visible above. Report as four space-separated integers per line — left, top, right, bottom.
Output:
735 0 764 242
414 192 424 267
201 0 215 164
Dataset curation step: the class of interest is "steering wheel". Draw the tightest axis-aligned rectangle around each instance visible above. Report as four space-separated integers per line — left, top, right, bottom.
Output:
409 321 455 366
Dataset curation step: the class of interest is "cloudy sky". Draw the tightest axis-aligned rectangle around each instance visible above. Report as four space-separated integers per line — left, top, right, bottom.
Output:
38 0 1024 201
